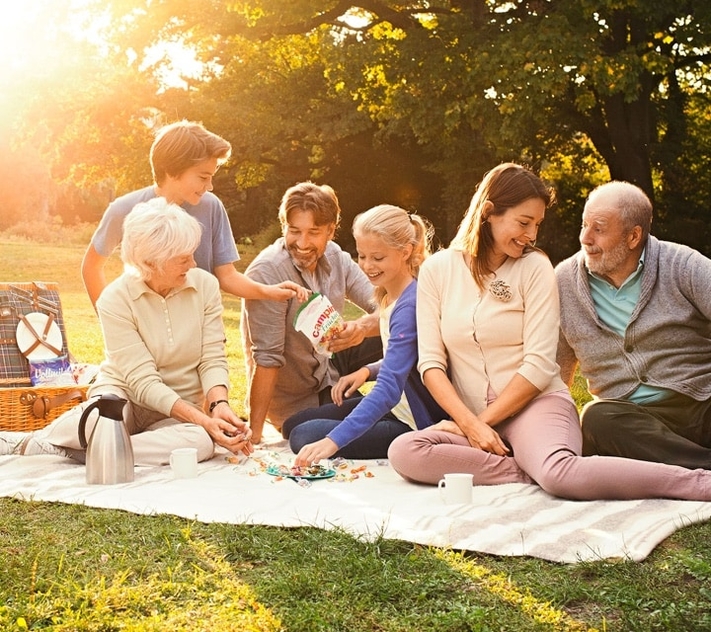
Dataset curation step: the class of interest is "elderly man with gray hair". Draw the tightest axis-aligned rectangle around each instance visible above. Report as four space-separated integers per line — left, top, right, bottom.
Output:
556 181 711 470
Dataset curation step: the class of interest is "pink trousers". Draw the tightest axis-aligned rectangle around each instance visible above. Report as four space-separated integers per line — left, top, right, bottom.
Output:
388 390 711 501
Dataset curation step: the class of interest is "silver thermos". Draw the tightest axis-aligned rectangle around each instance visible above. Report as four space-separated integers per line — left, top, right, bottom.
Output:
78 394 135 484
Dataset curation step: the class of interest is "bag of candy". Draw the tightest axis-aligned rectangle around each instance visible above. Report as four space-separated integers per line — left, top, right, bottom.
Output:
293 293 345 356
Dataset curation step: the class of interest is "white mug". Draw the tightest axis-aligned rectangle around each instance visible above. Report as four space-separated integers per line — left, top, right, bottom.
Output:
170 447 198 479
438 473 473 505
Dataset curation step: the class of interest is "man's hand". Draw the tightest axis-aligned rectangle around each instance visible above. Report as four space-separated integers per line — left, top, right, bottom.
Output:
327 319 366 353
331 367 369 406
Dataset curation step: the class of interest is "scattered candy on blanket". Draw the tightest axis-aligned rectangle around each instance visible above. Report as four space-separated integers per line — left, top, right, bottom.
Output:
331 456 348 470
295 477 312 488
253 457 273 471
350 465 366 474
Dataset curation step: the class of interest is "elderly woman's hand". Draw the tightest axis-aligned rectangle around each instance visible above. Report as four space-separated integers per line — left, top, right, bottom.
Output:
205 404 254 456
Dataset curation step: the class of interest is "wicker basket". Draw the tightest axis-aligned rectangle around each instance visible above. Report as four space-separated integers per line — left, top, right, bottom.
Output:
0 384 88 432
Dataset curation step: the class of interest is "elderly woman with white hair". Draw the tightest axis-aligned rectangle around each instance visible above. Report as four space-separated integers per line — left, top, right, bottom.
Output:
0 197 253 465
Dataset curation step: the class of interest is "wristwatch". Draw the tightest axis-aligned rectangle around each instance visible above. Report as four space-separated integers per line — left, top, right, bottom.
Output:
209 399 230 413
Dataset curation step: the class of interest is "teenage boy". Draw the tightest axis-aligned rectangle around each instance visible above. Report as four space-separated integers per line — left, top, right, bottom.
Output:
81 120 303 306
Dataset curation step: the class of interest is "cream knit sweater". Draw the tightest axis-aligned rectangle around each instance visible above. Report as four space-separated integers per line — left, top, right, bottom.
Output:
417 248 567 416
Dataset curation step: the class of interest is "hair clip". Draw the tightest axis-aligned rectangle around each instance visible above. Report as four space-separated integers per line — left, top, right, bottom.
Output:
489 279 512 302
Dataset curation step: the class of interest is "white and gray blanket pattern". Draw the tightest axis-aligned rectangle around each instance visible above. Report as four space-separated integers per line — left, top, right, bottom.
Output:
1 436 709 564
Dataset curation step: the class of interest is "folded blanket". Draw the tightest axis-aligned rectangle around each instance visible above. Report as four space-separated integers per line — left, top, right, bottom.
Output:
1 434 709 564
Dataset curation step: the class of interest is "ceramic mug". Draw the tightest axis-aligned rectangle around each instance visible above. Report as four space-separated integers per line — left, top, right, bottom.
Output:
437 473 473 505
170 447 198 479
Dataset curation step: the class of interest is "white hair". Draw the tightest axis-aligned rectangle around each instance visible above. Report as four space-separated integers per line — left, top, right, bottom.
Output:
121 197 202 281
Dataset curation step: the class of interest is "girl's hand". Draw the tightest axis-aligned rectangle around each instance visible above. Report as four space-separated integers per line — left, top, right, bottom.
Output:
294 437 338 467
331 367 368 406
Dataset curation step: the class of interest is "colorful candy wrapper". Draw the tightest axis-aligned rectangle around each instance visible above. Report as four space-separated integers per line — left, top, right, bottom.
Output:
29 355 76 386
293 293 345 356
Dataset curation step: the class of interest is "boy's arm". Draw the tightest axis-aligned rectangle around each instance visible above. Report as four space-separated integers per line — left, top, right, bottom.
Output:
81 244 108 310
213 263 306 301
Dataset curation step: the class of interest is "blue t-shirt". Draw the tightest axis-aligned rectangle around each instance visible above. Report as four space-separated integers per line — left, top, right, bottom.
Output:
91 185 239 273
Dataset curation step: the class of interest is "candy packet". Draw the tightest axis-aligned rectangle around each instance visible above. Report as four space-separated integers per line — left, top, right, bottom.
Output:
29 355 77 386
293 292 345 356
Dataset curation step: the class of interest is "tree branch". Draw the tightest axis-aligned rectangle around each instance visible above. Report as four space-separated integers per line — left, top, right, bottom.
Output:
248 1 459 40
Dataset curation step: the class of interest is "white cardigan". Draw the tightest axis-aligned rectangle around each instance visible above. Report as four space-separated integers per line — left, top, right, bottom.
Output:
417 248 567 416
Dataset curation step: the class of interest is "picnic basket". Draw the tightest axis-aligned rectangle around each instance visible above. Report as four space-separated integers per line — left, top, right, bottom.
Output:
0 384 88 431
0 281 89 431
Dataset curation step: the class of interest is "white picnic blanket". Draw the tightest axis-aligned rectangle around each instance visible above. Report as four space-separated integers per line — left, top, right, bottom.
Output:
1 431 709 564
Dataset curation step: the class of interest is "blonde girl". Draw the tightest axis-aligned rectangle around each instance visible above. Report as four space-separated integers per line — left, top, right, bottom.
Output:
282 204 447 464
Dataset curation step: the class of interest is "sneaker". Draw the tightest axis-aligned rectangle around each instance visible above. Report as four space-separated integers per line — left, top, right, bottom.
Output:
19 436 71 458
0 432 28 455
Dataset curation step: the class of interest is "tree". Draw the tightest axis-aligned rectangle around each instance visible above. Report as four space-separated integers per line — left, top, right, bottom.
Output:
0 0 164 225
110 0 710 243
6 0 711 259
234 0 711 252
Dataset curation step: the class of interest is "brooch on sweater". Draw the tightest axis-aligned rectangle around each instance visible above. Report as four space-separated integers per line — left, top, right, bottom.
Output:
489 279 512 302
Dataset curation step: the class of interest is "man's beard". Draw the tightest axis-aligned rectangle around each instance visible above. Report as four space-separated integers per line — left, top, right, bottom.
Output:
288 246 318 270
584 241 630 279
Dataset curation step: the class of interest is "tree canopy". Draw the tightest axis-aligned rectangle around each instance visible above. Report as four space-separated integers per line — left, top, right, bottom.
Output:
1 0 710 260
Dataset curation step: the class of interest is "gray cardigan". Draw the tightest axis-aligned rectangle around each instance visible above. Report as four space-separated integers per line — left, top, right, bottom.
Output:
556 236 711 401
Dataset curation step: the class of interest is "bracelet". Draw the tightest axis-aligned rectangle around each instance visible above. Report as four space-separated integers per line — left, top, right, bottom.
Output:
209 399 230 413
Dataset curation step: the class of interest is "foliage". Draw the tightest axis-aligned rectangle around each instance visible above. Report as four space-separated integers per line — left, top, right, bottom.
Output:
1 218 97 247
2 1 711 260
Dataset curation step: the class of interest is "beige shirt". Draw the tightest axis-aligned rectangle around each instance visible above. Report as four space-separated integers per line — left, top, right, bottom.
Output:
417 248 566 415
92 268 229 416
242 239 375 424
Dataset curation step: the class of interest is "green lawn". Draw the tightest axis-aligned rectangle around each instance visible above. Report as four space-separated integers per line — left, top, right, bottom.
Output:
1 239 710 631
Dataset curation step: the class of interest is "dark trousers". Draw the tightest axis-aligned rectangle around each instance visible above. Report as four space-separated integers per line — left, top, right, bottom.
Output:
318 336 383 406
580 392 711 469
331 336 383 386
281 396 410 460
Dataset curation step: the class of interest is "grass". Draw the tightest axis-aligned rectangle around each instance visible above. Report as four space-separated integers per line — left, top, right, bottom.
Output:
1 238 711 631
